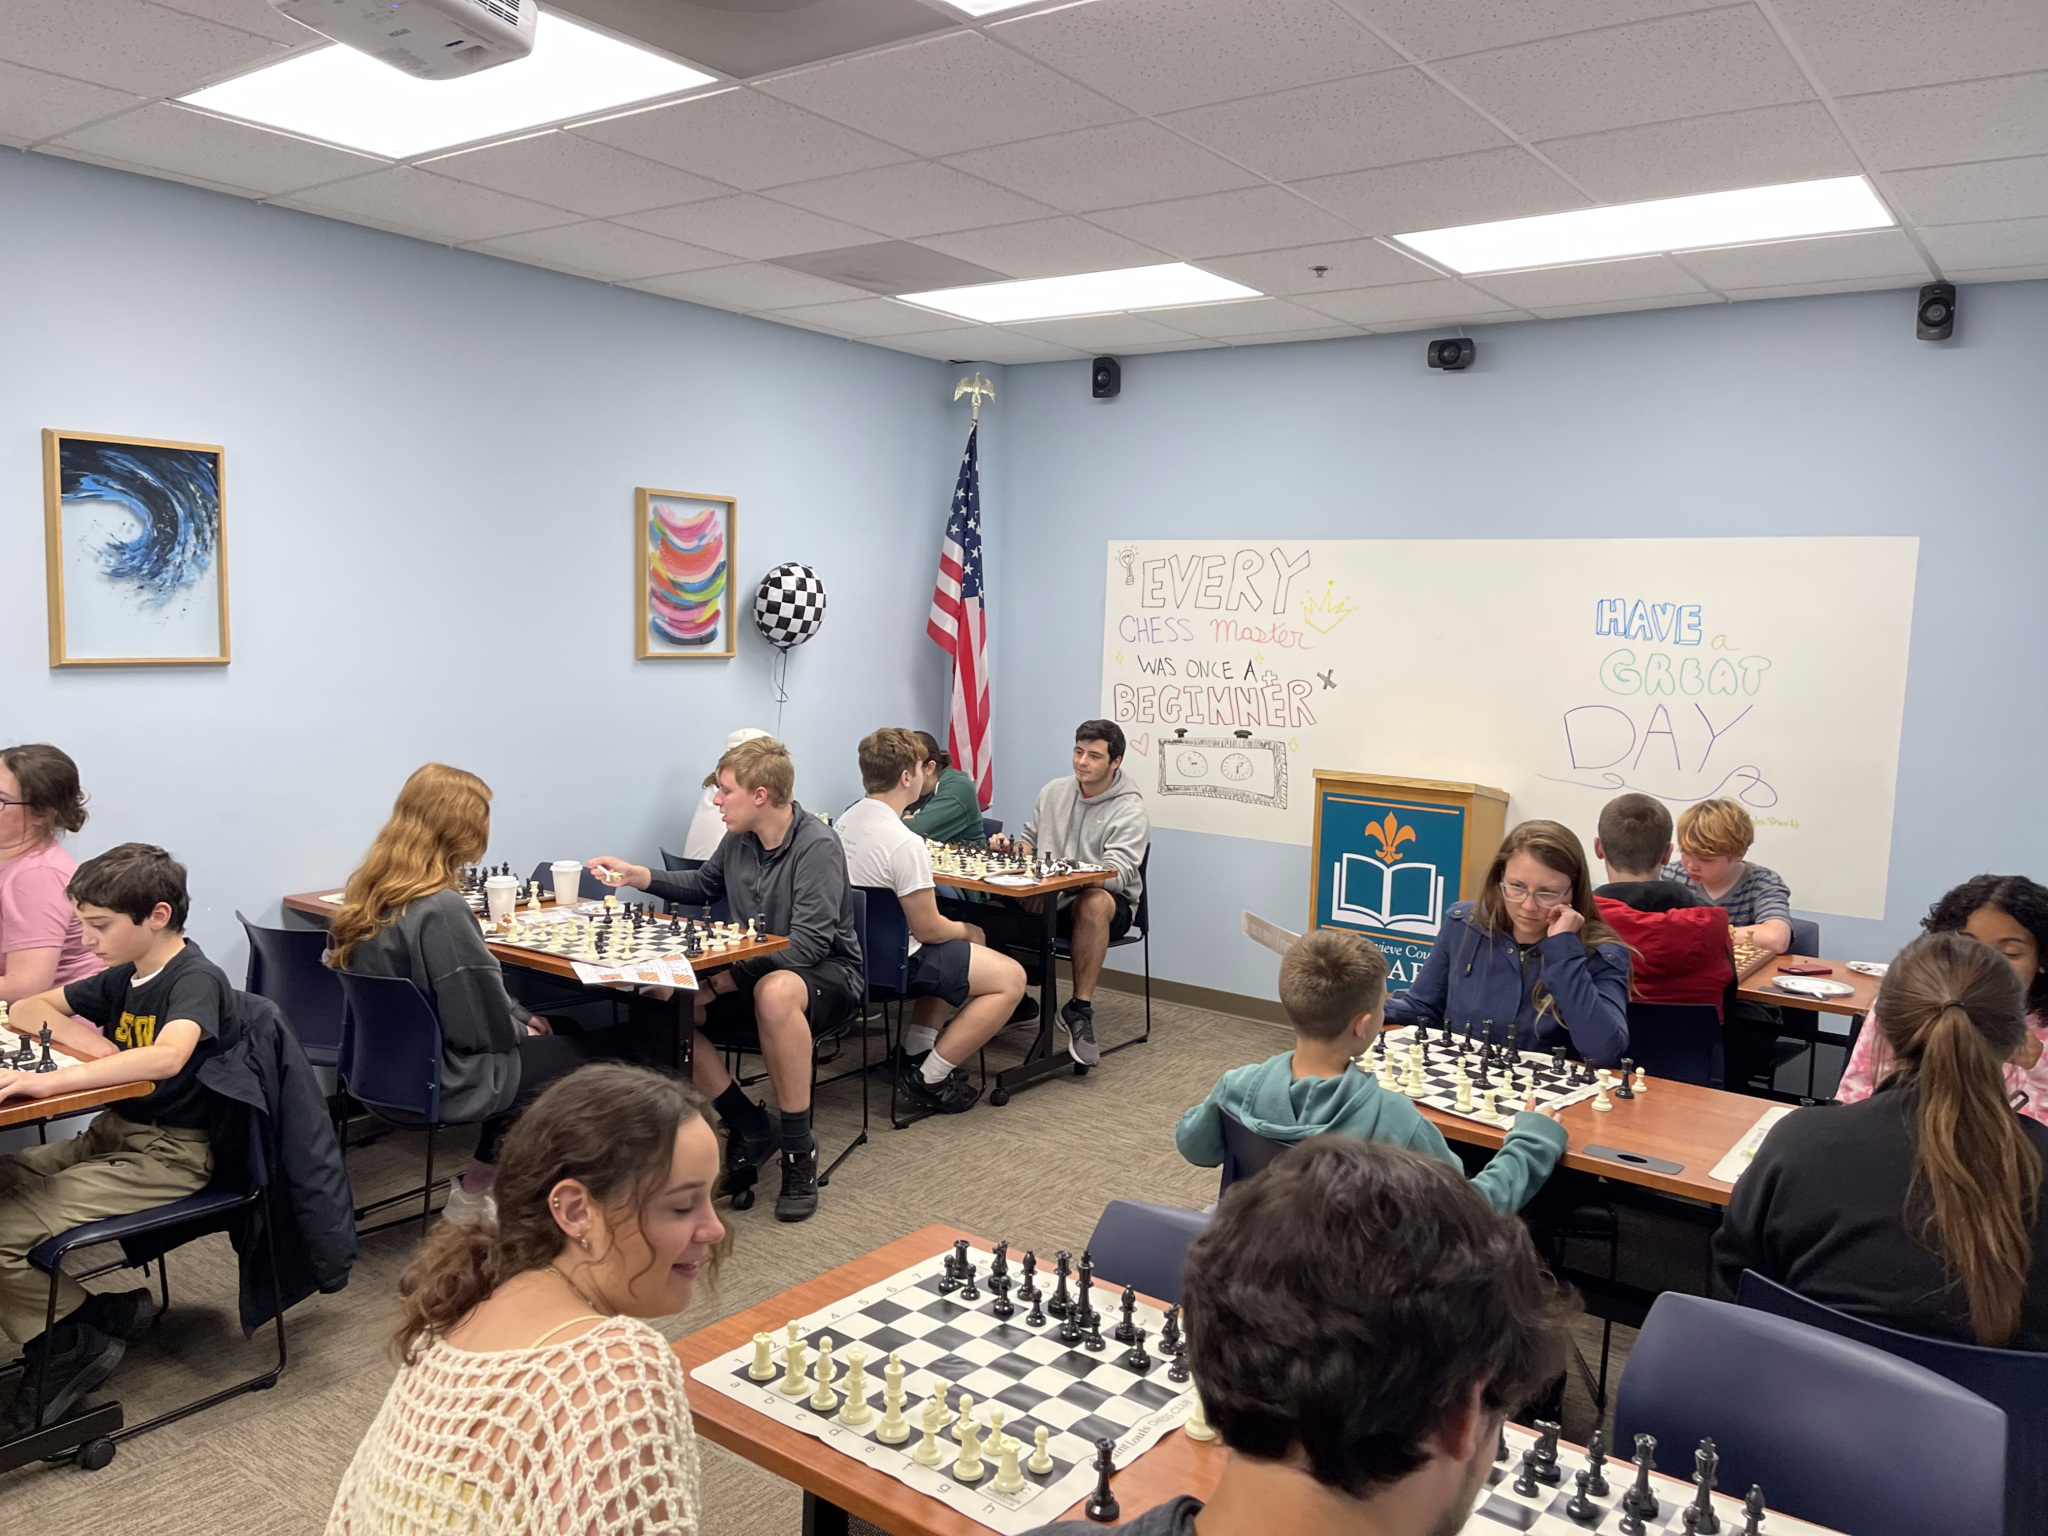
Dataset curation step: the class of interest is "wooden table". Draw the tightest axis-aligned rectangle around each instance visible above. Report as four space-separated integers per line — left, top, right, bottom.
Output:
1736 953 1879 1100
930 865 1116 1104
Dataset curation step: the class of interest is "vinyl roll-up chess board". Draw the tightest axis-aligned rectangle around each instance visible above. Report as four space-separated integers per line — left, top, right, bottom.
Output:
1369 1028 1607 1128
688 1245 1196 1536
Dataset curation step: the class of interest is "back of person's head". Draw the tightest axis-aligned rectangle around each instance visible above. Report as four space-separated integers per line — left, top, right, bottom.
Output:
1472 820 1623 952
1596 793 1671 875
329 763 491 968
1279 928 1389 1041
68 842 189 929
720 735 795 806
912 730 950 773
1074 718 1126 764
0 743 88 837
1878 930 2044 1346
394 1064 722 1364
858 728 925 795
1184 1137 1573 1497
1674 798 1754 860
1924 874 2048 1015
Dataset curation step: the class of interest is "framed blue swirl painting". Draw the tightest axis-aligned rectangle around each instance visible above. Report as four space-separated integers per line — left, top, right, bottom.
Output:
43 430 229 666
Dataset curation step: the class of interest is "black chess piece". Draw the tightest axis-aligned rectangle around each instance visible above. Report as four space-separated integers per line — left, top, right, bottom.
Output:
1685 1438 1721 1534
1585 1428 1611 1497
1530 1420 1562 1486
1058 1310 1083 1347
1551 1042 1570 1080
1159 1303 1181 1355
1167 1339 1189 1383
959 1259 981 1302
1622 1434 1660 1522
1082 1316 1106 1352
1120 1327 1151 1374
1616 1059 1636 1099
990 1240 1009 1281
1114 1285 1138 1345
35 1025 58 1074
1741 1485 1766 1536
1566 1468 1599 1524
1048 1251 1074 1318
1512 1448 1541 1498
1084 1439 1120 1524
1075 1252 1098 1329
991 1274 1014 1321
1026 1289 1047 1328
1495 1425 1509 1463
1018 1250 1040 1304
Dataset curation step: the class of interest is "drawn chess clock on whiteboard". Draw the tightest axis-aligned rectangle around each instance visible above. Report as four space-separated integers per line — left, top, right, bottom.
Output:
1157 728 1288 810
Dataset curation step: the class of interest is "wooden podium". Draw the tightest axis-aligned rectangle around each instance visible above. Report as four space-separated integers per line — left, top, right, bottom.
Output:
1309 772 1508 991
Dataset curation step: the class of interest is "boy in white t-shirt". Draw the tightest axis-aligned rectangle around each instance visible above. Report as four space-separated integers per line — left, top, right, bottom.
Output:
837 730 1026 1114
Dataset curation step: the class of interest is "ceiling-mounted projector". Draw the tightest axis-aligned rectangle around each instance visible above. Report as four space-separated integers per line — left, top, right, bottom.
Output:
270 0 536 80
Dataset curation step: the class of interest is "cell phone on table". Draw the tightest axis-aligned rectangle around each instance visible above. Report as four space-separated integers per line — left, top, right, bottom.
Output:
1779 962 1833 976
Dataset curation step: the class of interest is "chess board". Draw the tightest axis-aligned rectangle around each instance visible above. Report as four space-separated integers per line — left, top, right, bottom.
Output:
926 842 1109 889
689 1244 1196 1536
1732 930 1776 982
488 904 750 967
1469 1425 1841 1536
1365 1029 1607 1128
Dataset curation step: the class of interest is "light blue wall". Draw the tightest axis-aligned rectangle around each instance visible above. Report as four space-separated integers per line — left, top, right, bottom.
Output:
0 150 965 974
990 282 2048 1002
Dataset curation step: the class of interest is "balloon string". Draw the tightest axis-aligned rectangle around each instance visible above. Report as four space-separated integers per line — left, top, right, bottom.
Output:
772 648 789 736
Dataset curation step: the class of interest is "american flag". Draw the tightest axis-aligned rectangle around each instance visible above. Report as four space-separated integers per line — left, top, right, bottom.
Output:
927 423 992 810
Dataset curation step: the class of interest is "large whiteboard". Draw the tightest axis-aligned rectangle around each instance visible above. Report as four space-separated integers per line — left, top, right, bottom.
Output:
1100 539 1919 920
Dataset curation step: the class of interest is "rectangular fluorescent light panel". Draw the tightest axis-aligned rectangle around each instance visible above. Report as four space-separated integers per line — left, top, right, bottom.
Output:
899 263 1259 323
1394 176 1894 275
181 14 714 159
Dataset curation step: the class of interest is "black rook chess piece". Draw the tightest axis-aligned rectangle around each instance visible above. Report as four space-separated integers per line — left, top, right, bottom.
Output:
1616 1057 1636 1099
1084 1439 1120 1524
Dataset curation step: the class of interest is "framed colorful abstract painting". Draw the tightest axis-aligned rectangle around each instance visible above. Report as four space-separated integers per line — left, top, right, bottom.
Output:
637 488 735 660
43 430 230 667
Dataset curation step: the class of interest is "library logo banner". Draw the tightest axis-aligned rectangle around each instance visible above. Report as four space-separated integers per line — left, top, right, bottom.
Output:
1315 792 1467 990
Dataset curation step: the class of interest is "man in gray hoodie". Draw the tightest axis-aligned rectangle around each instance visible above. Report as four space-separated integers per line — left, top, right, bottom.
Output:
988 719 1148 1066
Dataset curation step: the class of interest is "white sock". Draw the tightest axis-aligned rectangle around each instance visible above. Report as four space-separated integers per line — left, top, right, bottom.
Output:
903 1024 939 1056
920 1048 959 1085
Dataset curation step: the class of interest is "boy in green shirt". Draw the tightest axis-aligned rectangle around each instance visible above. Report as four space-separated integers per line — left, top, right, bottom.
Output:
1176 927 1566 1213
900 731 988 849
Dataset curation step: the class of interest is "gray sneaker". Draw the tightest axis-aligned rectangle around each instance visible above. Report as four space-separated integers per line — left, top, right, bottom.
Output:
1060 1000 1100 1067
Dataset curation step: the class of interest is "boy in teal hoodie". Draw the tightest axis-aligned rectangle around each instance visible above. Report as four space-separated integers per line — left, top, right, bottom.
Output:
1176 928 1567 1213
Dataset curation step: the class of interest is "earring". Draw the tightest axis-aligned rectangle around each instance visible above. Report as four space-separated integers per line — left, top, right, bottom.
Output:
579 1235 590 1251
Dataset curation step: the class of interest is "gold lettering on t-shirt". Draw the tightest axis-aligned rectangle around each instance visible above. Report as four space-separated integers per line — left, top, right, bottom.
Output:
114 1012 158 1049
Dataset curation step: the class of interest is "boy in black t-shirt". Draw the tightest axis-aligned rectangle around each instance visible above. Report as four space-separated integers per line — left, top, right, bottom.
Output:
0 844 234 1439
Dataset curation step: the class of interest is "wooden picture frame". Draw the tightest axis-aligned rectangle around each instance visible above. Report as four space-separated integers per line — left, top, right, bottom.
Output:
43 429 230 667
637 488 736 660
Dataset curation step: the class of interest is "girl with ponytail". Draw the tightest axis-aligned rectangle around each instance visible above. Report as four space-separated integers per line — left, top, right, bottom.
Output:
329 1063 725 1534
1715 930 2048 1348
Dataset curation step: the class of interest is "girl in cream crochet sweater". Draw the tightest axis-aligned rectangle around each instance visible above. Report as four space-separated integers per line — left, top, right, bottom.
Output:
329 1064 727 1535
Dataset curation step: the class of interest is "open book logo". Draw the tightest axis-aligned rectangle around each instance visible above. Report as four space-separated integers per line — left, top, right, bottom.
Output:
1331 852 1444 936
1364 813 1416 862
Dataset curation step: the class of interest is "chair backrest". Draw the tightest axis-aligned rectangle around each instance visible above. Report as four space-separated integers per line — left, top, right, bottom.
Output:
1617 1293 2006 1536
855 884 911 997
980 818 1003 838
1218 1108 1294 1194
1623 1001 1722 1087
1738 1269 2048 1536
237 911 346 1064
525 860 614 903
1083 1198 1210 1309
1787 916 1822 957
335 971 445 1123
657 849 727 920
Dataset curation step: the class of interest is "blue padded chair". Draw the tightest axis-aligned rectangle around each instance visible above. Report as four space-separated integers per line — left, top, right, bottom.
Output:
855 885 921 1131
1083 1199 1210 1309
336 971 470 1237
1052 846 1153 1057
1623 1001 1722 1088
526 860 614 904
18 1107 286 1468
1739 1269 2048 1536
980 818 1003 839
1218 1108 1294 1196
1617 1293 2006 1536
659 848 730 922
238 912 345 1072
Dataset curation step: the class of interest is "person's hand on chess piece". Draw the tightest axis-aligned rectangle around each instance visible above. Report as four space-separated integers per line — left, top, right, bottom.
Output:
987 833 1032 858
1524 1090 1564 1122
1546 901 1586 939
585 856 651 891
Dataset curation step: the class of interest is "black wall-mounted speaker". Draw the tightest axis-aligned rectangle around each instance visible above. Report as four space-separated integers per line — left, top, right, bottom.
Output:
1091 356 1121 398
1427 337 1477 370
1916 283 1956 340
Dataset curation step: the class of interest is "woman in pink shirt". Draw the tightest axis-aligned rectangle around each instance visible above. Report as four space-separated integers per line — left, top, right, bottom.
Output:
0 744 104 1006
1837 874 2048 1124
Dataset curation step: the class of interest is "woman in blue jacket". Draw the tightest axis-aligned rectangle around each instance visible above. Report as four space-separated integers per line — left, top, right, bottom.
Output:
1384 820 1632 1065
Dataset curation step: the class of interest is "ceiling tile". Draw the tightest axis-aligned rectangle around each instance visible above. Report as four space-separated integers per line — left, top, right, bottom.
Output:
992 0 1401 115
1717 275 1926 303
1224 324 1363 346
868 326 1002 359
1162 67 1506 182
760 297 952 337
1295 277 1519 325
767 162 1056 240
1196 237 1441 294
147 0 322 47
1006 313 1204 351
472 220 730 281
0 61 141 146
48 103 378 195
0 0 286 96
1088 187 1360 259
1144 296 1349 337
945 120 1261 213
280 167 571 243
619 194 880 260
1943 261 2048 283
1917 216 2048 273
1767 0 2048 97
935 331 1089 364
1474 254 1708 307
916 216 1170 279
1528 291 1723 319
1292 146 1587 235
1673 228 1930 287
425 133 731 219
1340 0 1713 62
1433 9 1811 142
629 263 874 310
1882 155 2048 226
570 89 913 192
756 31 1126 157
1838 73 2048 170
1537 102 1860 203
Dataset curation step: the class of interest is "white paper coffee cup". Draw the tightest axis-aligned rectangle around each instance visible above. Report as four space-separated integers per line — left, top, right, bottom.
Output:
550 860 583 907
484 874 518 923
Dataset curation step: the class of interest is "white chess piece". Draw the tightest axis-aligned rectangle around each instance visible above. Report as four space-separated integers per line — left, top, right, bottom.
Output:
1480 1087 1497 1122
1028 1424 1055 1474
951 1391 976 1442
992 1435 1026 1494
984 1405 1013 1458
1632 1066 1649 1095
748 1331 776 1381
809 1336 840 1412
1454 1074 1474 1113
954 1417 985 1482
1185 1391 1216 1441
876 1377 910 1444
838 1347 872 1425
1592 1080 1614 1112
779 1326 808 1396
1404 1050 1428 1099
913 1402 944 1465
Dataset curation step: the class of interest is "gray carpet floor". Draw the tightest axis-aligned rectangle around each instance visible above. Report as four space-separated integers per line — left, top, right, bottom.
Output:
2 992 1627 1533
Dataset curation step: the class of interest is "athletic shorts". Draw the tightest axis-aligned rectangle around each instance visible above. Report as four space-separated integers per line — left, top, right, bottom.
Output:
703 963 860 1038
905 938 973 1007
1058 889 1134 944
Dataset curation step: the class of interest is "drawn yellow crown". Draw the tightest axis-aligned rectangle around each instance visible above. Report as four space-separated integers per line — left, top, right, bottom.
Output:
1365 813 1416 861
1299 581 1358 633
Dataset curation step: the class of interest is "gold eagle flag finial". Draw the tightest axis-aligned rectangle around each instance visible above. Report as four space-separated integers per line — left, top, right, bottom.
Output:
954 372 995 425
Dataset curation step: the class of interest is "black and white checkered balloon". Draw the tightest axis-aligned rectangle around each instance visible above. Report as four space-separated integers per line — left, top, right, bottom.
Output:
752 561 827 650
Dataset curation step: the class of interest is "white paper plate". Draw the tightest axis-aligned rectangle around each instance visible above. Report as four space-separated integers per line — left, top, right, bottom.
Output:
1773 976 1856 999
1847 961 1889 977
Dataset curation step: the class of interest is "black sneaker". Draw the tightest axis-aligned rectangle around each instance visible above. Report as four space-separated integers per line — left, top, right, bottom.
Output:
1059 999 1100 1067
1005 995 1040 1029
901 1059 982 1114
720 1111 777 1200
1 1322 124 1439
775 1146 820 1223
78 1287 161 1343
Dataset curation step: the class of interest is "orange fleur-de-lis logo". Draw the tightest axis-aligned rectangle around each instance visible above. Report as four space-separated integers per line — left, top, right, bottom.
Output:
1365 814 1416 862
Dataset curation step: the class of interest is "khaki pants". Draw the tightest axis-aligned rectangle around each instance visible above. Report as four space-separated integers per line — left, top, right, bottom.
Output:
0 1111 212 1343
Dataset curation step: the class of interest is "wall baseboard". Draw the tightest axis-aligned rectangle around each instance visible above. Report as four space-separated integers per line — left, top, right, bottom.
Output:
1092 966 1288 1026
